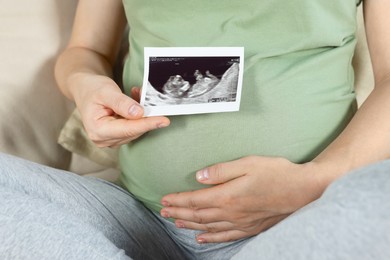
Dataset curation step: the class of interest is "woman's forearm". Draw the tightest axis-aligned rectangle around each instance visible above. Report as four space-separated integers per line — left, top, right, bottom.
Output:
54 47 114 101
54 0 127 101
311 0 390 191
312 76 390 188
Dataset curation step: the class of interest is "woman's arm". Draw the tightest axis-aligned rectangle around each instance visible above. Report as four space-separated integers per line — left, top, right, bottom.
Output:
160 0 390 243
55 0 127 99
55 0 170 147
312 0 390 189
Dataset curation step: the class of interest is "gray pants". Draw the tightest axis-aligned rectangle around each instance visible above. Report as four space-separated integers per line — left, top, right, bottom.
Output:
0 153 389 260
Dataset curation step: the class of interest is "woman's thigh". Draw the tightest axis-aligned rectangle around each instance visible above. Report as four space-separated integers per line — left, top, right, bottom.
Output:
0 153 186 260
233 160 390 260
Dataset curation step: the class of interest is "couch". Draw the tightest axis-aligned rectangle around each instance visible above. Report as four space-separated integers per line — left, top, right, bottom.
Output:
0 0 120 182
0 1 374 182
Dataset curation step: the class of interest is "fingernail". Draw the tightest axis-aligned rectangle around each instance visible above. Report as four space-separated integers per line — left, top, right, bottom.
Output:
161 200 170 207
196 169 209 181
158 122 169 129
129 104 142 116
176 221 185 228
161 210 170 218
196 237 206 244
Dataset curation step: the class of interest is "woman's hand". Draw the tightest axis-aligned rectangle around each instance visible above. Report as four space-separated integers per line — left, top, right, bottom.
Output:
70 73 170 147
161 156 325 243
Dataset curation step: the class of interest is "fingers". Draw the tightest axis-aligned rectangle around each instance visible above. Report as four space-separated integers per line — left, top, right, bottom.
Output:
189 215 288 244
100 116 170 137
73 76 144 120
162 186 227 209
195 214 289 243
161 207 225 225
196 157 255 185
175 220 235 233
89 115 170 146
196 230 249 244
162 204 276 227
71 74 167 146
103 90 144 119
81 83 170 147
163 209 288 243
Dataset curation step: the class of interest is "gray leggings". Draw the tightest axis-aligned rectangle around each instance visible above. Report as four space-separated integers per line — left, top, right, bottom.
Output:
0 152 389 260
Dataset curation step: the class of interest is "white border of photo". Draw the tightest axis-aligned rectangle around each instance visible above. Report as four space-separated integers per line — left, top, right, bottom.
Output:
140 47 245 117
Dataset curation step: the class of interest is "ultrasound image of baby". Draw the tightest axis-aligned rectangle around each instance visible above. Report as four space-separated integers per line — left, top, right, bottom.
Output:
144 58 239 106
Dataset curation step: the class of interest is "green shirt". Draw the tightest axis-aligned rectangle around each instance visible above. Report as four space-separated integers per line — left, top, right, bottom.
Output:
120 0 361 212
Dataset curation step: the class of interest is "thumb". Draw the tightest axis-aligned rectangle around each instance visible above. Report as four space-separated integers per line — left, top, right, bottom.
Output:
196 158 248 185
104 90 144 119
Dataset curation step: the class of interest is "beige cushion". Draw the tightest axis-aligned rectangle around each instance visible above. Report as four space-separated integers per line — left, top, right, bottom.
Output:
58 109 119 169
0 0 77 169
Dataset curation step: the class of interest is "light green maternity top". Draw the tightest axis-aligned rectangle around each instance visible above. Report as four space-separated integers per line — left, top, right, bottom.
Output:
120 0 362 213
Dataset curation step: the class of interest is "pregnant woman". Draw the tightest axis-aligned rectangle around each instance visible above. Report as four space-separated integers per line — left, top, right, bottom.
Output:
1 0 390 259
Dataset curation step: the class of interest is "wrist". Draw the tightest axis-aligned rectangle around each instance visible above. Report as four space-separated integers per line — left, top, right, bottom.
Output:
303 157 352 200
66 72 95 101
68 73 119 104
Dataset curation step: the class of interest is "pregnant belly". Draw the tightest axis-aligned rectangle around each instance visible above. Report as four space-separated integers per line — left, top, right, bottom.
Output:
119 98 355 213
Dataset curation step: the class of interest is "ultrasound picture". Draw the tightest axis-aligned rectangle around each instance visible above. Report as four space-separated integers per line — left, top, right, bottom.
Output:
144 56 240 106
